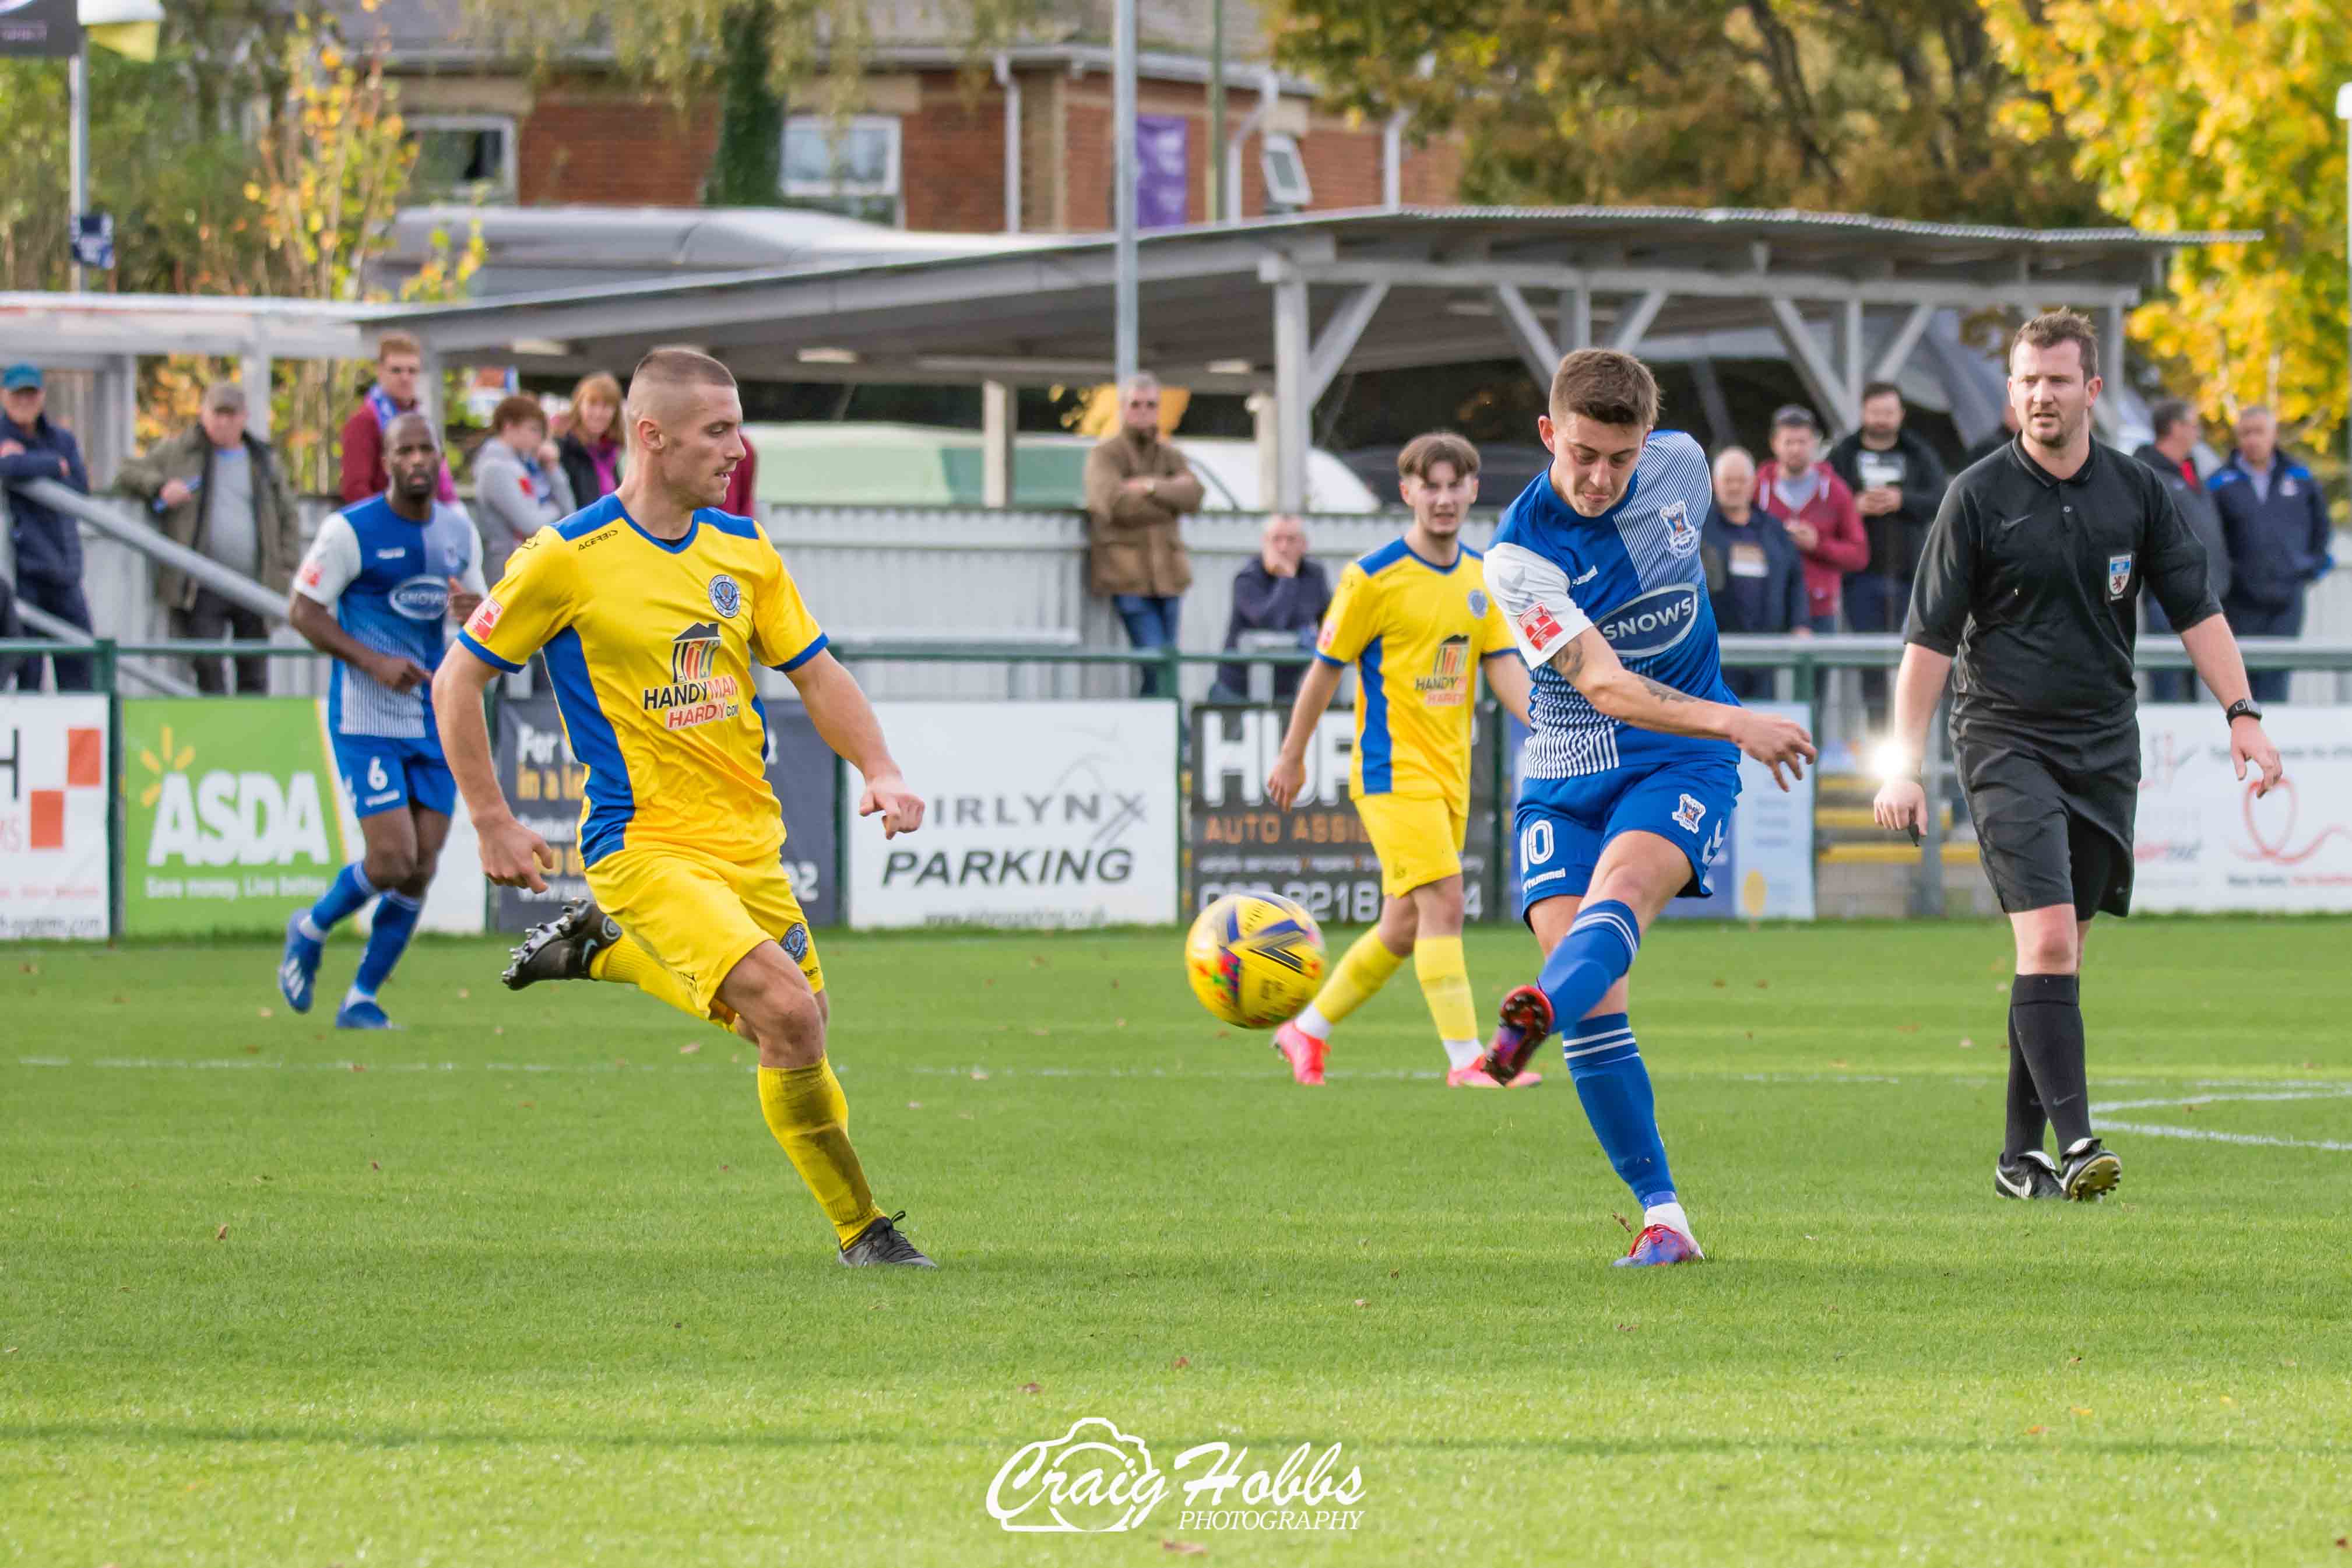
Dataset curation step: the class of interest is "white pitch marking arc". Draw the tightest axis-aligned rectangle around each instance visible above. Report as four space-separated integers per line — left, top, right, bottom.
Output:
2090 1085 2352 1153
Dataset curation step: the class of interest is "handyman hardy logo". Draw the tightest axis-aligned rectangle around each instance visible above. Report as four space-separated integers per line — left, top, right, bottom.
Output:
985 1416 1366 1535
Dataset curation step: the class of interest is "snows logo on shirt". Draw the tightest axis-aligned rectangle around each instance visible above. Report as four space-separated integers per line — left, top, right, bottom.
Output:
642 621 741 732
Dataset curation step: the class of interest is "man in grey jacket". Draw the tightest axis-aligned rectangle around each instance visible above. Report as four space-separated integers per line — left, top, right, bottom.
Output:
2131 398 2231 702
117 381 303 694
472 395 577 585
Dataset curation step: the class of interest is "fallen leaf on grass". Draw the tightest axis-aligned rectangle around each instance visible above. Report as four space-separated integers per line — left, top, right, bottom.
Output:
971 1068 990 1081
1020 1382 1042 1394
1352 1299 1369 1309
1029 1027 1052 1037
906 1102 923 1110
214 1225 228 1242
493 1026 505 1036
2070 1407 2092 1416
2026 1425 2046 1435
1959 1038 1975 1049
1388 1269 1400 1278
1115 1018 1128 1028
1829 1059 1850 1068
2067 1356 2081 1364
1172 1356 1190 1369
1029 955 1047 968
244 1044 261 1054
2219 1395 2234 1405
17 962 35 974
1711 978 1726 988
1896 1024 1919 1034
349 1063 365 1073
1754 980 1769 989
370 1161 380 1170
1163 1542 1208 1556
1612 1213 1633 1233
679 1042 701 1055
1616 1323 1638 1333
518 1102 535 1109
257 1006 273 1019
457 987 470 1000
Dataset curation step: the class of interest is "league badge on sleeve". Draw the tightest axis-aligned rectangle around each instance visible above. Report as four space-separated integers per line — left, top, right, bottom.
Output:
2107 552 2133 600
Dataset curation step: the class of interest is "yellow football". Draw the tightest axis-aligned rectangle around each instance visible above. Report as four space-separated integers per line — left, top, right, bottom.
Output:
1184 892 1328 1029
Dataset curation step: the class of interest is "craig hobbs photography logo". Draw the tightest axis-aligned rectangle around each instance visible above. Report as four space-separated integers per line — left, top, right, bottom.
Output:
985 1416 1366 1535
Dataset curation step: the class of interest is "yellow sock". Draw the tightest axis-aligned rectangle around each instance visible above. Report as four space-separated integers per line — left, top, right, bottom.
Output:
1302 929 1409 1035
589 934 735 1028
1412 935 1480 1047
757 1060 882 1247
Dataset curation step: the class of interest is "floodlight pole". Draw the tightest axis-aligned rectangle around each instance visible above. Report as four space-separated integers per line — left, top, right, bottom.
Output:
1113 0 1140 388
68 36 89 293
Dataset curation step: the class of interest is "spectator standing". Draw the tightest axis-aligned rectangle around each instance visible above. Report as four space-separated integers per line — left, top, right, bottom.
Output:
556 371 625 506
1964 403 2020 470
1700 447 1810 699
1082 373 1205 697
1756 405 1866 632
339 332 459 507
2130 398 2231 704
0 364 94 691
1828 382 1949 641
2208 406 2336 703
722 434 758 518
117 382 303 695
471 396 579 585
1212 512 1331 703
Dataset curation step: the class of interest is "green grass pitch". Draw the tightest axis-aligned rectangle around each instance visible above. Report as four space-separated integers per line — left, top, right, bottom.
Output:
3 919 2348 1566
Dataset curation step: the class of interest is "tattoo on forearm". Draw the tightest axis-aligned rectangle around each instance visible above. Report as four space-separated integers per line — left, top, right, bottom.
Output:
1547 639 1585 681
1634 673 1696 705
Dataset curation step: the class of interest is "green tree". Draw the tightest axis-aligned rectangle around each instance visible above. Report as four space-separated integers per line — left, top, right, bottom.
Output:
1984 0 2350 449
1266 0 2102 227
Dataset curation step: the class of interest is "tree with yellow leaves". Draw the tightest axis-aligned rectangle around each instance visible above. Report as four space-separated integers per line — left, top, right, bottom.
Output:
1984 0 2350 452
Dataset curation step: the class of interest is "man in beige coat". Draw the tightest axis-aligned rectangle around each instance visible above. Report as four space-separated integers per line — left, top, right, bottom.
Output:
1082 373 1205 695
117 382 303 694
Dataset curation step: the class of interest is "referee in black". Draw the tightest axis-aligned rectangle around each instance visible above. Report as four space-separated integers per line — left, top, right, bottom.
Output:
1874 310 2284 1203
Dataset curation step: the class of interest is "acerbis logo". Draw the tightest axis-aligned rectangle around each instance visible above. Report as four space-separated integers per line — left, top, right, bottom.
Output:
387 574 452 621
1594 582 1701 659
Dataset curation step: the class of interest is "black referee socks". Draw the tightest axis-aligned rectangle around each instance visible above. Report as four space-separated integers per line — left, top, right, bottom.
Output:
2010 973 2092 1149
2003 1006 2047 1160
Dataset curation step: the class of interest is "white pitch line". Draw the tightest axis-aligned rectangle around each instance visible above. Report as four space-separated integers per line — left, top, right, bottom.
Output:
2091 1087 2352 1114
2097 1121 2352 1152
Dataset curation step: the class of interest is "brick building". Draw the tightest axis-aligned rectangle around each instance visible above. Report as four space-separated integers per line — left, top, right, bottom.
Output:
340 0 1464 233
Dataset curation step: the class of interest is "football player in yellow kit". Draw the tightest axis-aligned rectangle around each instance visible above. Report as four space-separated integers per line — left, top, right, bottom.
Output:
1264 433 1535 1087
433 349 934 1268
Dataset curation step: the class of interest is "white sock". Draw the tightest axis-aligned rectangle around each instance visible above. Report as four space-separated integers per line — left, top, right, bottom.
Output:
1643 1200 1694 1240
1440 1038 1483 1070
1294 1004 1334 1041
296 914 326 943
343 986 375 1009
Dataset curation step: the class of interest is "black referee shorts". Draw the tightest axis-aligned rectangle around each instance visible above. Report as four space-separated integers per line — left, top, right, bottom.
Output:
1953 716 2139 920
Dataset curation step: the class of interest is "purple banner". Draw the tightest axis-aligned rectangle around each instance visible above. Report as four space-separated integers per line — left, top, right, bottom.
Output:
1135 114 1190 230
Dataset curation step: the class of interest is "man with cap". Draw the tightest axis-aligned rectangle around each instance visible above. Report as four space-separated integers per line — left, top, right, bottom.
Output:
118 381 305 695
0 364 94 690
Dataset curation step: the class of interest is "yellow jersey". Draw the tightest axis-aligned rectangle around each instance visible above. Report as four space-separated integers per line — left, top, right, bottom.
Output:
1313 537 1514 811
457 495 827 869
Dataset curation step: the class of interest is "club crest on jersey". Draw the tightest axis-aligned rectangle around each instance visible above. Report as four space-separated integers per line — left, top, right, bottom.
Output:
1673 792 1707 833
2107 552 2133 600
708 572 741 619
1416 634 1472 707
1468 588 1488 618
642 621 741 730
1660 500 1699 558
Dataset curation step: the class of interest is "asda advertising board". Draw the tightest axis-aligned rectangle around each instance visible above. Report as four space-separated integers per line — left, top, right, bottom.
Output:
121 698 481 936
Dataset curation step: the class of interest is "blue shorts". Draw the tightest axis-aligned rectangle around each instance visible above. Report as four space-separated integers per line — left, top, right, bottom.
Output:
333 733 456 820
1515 756 1741 920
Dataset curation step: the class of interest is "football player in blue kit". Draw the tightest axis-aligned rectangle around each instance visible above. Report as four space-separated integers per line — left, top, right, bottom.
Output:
1475 350 1816 1267
277 411 487 1028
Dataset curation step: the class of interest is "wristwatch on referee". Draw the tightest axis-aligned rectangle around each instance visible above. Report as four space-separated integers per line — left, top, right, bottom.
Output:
2224 697 2263 726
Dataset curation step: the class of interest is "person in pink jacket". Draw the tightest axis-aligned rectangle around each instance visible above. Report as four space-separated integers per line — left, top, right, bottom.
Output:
1756 405 1867 630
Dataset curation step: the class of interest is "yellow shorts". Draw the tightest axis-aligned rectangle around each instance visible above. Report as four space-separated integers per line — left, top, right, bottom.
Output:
1352 792 1468 898
584 842 824 1019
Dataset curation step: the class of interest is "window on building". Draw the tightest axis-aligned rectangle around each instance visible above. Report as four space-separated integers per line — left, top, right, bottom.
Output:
408 114 518 200
1261 133 1312 213
781 114 902 226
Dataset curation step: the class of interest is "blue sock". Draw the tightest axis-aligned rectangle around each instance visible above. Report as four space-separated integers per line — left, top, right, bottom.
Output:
1538 899 1641 1026
352 890 421 999
306 863 377 938
1563 1012 1676 1207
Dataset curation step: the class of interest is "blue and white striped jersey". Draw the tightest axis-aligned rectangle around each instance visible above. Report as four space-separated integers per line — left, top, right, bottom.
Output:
1484 430 1738 779
294 493 486 739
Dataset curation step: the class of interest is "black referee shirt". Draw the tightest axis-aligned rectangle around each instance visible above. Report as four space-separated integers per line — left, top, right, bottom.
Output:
1905 438 2222 733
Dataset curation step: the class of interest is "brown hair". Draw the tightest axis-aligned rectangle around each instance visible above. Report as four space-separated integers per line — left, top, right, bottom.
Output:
2010 310 2100 373
490 394 546 434
375 331 421 363
1550 348 1659 429
569 371 623 412
1397 431 1479 481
